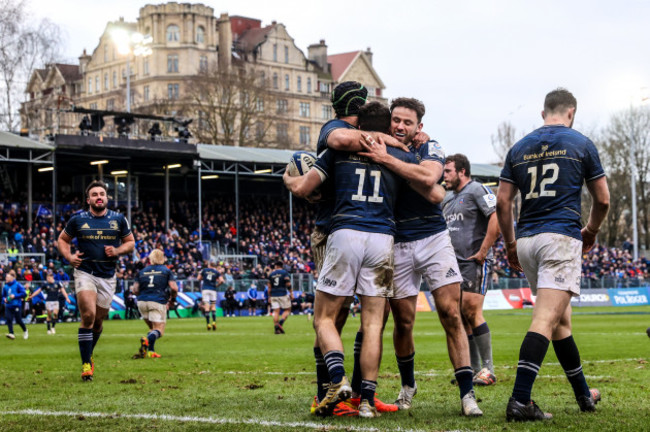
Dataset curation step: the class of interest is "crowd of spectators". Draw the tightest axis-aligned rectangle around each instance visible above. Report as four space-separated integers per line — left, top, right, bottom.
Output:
2 197 650 287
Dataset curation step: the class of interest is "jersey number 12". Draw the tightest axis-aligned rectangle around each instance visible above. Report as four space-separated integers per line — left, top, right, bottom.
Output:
525 163 559 199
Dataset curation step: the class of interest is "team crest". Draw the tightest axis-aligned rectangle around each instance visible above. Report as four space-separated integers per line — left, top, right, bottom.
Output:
459 198 465 204
109 220 119 230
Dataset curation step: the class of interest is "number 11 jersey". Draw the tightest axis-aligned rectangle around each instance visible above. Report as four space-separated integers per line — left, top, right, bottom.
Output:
499 125 605 241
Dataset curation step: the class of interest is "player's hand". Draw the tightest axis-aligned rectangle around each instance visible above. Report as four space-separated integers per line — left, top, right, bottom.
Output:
306 190 322 203
468 249 487 265
104 245 117 257
505 241 523 272
412 131 430 149
581 227 597 253
380 134 410 152
359 134 389 163
70 251 84 268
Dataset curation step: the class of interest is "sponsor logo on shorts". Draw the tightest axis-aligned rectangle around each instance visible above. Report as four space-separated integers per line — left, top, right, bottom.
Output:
445 268 458 278
555 276 565 283
321 277 337 287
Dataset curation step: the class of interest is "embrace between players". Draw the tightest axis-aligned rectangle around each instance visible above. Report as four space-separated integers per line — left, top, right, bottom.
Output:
284 83 610 422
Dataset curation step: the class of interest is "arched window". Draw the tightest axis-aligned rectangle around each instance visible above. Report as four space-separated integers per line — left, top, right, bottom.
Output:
196 26 205 44
167 25 180 42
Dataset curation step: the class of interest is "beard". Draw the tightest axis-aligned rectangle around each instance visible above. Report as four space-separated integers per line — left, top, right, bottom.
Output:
90 201 107 212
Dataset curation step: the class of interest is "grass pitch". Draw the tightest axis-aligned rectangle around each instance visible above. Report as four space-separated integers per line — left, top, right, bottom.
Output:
0 306 648 431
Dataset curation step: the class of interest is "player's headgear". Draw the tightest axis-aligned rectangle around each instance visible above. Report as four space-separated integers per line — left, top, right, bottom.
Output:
331 81 368 117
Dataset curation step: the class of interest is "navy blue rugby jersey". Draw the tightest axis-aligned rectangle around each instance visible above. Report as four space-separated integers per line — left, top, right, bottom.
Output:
200 268 221 290
314 119 358 232
269 269 291 297
500 125 605 241
136 265 175 304
395 141 447 243
41 282 62 302
314 146 417 236
63 210 131 278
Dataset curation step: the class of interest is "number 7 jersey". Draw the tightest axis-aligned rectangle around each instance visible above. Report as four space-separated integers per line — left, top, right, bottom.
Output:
499 125 605 241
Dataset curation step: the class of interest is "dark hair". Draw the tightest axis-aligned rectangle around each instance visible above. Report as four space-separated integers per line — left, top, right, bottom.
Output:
390 97 426 122
331 81 368 118
85 180 108 198
544 88 577 114
446 154 471 177
275 261 284 268
358 101 391 134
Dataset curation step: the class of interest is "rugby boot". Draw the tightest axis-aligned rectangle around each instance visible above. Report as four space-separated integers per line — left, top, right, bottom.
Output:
81 362 93 382
347 396 398 413
577 388 601 412
506 397 552 421
314 376 352 417
461 390 483 416
358 399 380 418
395 383 418 410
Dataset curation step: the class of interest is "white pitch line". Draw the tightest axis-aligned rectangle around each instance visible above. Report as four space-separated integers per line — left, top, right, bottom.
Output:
0 409 466 432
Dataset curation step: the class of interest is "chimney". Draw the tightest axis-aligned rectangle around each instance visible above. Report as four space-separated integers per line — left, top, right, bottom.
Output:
308 39 328 72
365 47 373 65
217 13 232 69
79 49 91 75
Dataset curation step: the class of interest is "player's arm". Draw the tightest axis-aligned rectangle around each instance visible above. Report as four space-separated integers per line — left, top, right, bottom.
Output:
168 280 179 299
496 180 522 272
328 129 409 152
59 285 70 303
57 231 84 268
105 233 135 258
27 287 42 300
131 281 140 296
468 212 500 264
283 166 324 198
581 176 610 253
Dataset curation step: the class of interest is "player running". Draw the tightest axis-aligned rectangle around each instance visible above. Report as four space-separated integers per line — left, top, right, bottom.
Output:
269 261 292 334
197 261 222 330
497 88 609 421
28 273 70 334
132 249 178 358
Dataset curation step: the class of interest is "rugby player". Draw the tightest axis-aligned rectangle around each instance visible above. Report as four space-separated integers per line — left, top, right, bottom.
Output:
497 88 609 421
197 260 222 330
132 249 178 358
28 272 70 334
269 261 292 334
442 154 499 386
58 180 135 381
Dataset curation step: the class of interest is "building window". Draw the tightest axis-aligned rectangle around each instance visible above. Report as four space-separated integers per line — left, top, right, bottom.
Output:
299 102 310 118
319 82 330 93
168 83 179 99
284 45 289 63
297 76 302 92
144 85 150 101
299 126 310 146
276 99 288 114
273 44 277 62
167 54 179 73
259 71 266 86
103 73 108 90
277 123 288 141
322 104 332 120
95 77 99 93
256 98 264 112
199 55 208 72
255 121 264 139
112 71 117 88
285 74 289 91
88 78 92 94
104 45 108 62
90 103 98 110
167 25 180 42
307 77 312 93
272 73 278 89
196 26 205 43
143 58 149 75
106 99 114 110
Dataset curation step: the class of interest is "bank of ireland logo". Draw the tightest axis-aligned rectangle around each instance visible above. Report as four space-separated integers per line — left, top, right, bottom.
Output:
109 220 119 230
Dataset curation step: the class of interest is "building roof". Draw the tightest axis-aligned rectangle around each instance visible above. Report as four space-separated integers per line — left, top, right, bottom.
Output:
0 131 54 150
55 63 82 82
327 51 360 82
235 25 274 53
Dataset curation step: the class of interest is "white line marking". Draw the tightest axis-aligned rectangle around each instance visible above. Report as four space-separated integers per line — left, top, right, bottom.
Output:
538 375 611 379
0 409 462 432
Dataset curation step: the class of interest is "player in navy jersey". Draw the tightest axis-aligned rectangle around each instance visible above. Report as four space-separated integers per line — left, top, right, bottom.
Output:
442 154 500 386
132 249 178 358
58 180 135 381
28 273 69 334
285 101 444 418
497 88 609 421
197 261 223 330
268 261 292 334
357 98 482 416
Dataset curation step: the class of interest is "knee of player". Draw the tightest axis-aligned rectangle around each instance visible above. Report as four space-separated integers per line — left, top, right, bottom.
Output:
438 305 462 325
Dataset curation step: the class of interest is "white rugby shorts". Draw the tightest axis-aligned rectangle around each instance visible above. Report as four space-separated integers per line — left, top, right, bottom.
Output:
45 301 60 312
202 290 218 305
517 233 582 296
317 229 394 298
311 227 329 273
271 295 291 310
138 300 167 323
393 230 463 299
73 269 116 310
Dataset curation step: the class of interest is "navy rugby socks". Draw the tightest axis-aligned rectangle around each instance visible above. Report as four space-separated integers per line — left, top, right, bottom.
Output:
361 380 377 406
313 347 330 402
147 330 161 352
351 332 363 394
323 350 345 384
552 335 590 399
512 331 549 403
454 366 474 399
78 328 93 364
396 352 416 388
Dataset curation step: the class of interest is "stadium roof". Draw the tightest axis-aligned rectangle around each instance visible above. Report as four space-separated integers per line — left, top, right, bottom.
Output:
472 163 502 179
0 131 54 150
198 144 295 164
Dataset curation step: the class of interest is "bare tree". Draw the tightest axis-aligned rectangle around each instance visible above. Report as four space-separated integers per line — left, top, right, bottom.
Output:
0 0 62 131
185 64 281 146
490 121 518 165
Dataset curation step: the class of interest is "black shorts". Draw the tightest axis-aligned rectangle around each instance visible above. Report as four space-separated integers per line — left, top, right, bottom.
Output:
458 259 493 295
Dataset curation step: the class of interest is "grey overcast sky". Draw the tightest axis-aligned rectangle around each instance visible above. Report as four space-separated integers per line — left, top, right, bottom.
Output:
29 0 650 163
